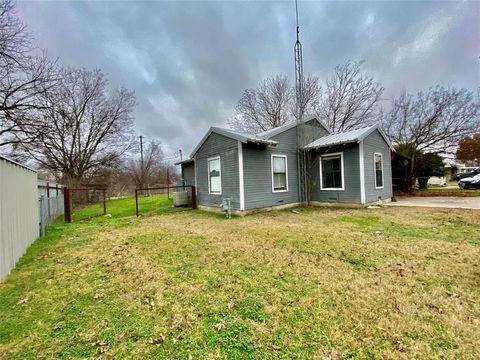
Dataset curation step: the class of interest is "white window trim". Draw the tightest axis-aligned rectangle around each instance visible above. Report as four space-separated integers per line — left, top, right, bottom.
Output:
374 152 384 189
271 154 288 193
208 155 222 195
320 152 345 191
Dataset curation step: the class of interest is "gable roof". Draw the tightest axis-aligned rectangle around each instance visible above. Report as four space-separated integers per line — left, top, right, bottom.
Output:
303 124 393 150
190 127 277 157
256 115 332 139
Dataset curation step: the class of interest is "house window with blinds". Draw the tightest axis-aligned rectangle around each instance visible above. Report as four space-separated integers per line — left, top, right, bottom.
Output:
208 156 221 194
271 155 288 192
374 153 384 189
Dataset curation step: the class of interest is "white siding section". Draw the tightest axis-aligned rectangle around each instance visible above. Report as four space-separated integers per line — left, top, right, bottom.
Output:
0 157 38 281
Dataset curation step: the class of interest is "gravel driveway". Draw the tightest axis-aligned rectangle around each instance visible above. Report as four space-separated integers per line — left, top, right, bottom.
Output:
387 196 480 210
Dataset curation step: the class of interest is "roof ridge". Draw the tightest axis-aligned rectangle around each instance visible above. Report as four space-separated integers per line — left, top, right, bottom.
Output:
189 126 278 157
257 116 332 139
331 124 377 135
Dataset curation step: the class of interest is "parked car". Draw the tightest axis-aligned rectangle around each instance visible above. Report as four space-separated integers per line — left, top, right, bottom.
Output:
458 173 480 189
453 167 480 181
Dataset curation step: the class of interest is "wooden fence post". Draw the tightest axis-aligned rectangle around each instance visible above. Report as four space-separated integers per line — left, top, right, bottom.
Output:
191 186 197 209
64 187 71 223
135 189 139 217
102 189 107 215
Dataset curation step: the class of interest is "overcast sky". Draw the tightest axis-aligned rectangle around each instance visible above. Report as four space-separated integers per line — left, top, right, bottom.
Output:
17 0 480 161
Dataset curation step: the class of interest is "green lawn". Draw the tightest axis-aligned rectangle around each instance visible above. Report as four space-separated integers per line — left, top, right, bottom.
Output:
71 195 191 221
1 198 479 359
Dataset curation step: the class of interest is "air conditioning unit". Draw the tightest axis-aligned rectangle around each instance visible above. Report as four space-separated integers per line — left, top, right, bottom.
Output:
173 191 189 207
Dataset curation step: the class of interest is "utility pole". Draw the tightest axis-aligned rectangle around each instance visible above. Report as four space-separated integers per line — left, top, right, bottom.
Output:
167 167 170 199
139 135 144 193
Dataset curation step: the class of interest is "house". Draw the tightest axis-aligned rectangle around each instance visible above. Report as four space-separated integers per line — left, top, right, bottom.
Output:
428 158 463 185
176 116 393 213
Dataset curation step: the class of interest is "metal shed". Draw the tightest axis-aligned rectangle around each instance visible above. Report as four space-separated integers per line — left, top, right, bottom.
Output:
0 156 38 281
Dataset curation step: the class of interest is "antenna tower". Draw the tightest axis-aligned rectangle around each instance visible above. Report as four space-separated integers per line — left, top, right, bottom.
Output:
294 0 304 120
294 0 307 204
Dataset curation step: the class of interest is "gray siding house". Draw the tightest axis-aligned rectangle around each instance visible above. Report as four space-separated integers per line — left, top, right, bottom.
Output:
177 116 393 213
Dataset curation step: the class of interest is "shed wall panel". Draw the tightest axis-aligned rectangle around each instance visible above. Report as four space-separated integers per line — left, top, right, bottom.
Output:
0 158 38 281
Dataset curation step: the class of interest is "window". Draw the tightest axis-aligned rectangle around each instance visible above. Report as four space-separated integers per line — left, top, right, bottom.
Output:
208 156 221 194
271 155 288 192
320 153 344 190
374 153 384 189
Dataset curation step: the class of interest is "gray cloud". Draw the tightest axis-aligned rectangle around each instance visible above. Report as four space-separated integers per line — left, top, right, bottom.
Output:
16 0 479 160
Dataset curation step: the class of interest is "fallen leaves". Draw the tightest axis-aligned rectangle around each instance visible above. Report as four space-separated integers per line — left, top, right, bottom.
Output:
320 349 342 360
228 301 236 310
143 297 155 310
148 334 165 345
93 340 108 355
213 320 225 331
16 297 28 305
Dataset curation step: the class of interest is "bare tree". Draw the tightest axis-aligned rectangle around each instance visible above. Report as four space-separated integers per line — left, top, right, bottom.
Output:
291 74 322 122
18 68 135 185
319 60 384 132
0 0 57 148
383 86 480 192
229 75 292 133
126 140 165 188
230 74 324 133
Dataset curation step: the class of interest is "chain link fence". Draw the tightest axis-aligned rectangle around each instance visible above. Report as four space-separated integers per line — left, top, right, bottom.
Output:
38 181 64 235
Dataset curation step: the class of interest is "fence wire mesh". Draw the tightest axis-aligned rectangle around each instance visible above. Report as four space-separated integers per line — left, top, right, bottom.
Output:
68 188 107 222
135 186 196 217
38 182 64 235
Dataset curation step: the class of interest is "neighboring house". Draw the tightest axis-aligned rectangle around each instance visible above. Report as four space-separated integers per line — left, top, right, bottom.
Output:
176 116 393 213
428 158 463 185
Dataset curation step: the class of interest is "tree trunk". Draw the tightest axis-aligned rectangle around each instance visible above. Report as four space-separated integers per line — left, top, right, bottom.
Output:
407 154 416 194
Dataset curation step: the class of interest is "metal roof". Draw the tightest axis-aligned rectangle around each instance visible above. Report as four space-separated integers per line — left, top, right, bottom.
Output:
190 127 277 157
303 124 393 150
256 115 332 139
174 158 194 166
0 155 37 172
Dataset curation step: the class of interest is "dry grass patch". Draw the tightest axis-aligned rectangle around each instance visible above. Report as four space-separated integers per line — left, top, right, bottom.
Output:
0 206 479 359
